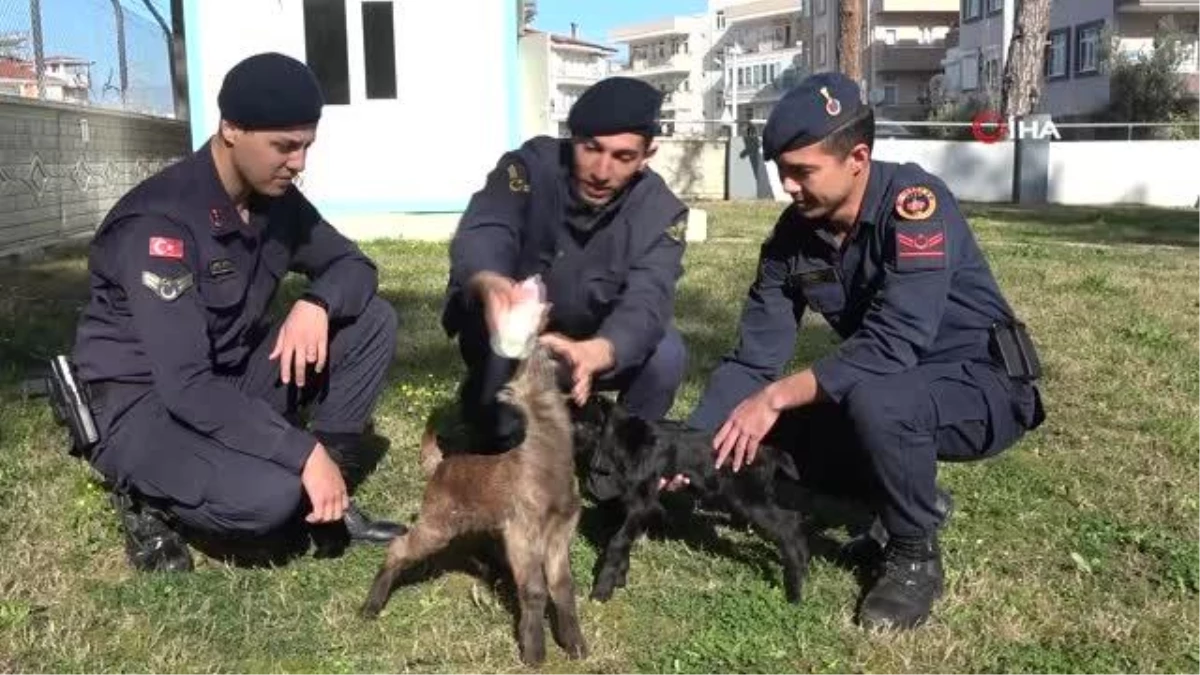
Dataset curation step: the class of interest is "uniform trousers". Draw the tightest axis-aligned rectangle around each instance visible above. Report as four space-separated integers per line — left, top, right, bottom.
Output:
89 296 397 536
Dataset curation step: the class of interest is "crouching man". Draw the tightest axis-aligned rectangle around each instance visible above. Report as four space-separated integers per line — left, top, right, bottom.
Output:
70 52 404 572
441 77 690 451
685 73 1046 630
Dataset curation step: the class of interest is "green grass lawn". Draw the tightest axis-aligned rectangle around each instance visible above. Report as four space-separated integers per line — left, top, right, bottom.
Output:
0 201 1196 673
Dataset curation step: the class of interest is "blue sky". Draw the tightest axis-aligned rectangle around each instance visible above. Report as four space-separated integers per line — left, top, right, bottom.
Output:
531 0 706 47
2 0 173 114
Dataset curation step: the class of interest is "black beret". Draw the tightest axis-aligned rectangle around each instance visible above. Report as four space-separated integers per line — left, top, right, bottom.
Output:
218 52 324 130
568 76 664 138
762 71 868 161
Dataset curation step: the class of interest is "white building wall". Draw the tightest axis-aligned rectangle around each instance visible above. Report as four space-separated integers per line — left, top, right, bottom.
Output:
183 0 517 221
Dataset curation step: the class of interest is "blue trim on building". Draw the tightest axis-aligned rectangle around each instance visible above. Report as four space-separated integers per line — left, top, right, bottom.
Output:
505 1 521 148
182 0 207 150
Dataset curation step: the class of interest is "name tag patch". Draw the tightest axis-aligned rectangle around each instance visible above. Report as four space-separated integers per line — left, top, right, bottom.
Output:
208 258 236 278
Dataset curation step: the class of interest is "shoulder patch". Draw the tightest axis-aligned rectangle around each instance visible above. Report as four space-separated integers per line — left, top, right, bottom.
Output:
895 186 937 221
666 214 688 243
506 162 530 193
894 222 946 271
142 271 194 302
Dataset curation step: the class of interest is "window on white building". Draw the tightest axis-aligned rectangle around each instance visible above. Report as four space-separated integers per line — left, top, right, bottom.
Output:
362 2 397 99
987 0 1002 13
302 0 350 104
919 26 934 45
883 83 898 104
816 0 827 16
716 11 726 30
961 53 979 90
884 29 897 45
816 34 827 66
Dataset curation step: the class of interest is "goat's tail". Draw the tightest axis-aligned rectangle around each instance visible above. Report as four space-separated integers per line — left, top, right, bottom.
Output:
419 417 443 477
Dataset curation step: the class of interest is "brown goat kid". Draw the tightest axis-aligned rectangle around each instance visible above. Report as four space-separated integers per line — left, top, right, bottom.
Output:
360 344 587 666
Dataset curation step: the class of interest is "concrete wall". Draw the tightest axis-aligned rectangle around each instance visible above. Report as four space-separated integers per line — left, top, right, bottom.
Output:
0 96 189 258
1048 141 1200 207
763 138 1200 208
649 138 727 200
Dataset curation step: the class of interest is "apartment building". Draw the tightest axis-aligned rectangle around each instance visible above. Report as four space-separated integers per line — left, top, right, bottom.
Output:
941 0 1199 119
518 26 617 137
608 15 708 135
864 0 959 120
609 0 805 136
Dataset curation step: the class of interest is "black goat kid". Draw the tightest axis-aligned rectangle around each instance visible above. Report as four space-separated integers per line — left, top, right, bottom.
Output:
572 397 810 604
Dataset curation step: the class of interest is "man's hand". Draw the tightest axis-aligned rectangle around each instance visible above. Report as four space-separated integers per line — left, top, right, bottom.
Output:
713 388 782 473
269 298 329 387
301 442 349 524
538 334 615 406
468 272 524 337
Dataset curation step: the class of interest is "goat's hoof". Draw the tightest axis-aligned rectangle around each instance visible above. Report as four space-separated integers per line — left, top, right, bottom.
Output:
565 639 589 660
519 643 546 666
359 603 381 620
589 586 614 602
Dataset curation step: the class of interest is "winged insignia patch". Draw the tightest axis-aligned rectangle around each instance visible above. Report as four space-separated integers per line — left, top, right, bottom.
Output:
142 271 194 302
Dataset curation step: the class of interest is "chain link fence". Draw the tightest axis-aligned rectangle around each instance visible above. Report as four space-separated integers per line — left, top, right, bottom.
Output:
0 0 174 118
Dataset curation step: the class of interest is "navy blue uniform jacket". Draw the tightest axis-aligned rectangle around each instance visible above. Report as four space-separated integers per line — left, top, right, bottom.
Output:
72 141 379 473
442 136 688 372
689 160 1041 432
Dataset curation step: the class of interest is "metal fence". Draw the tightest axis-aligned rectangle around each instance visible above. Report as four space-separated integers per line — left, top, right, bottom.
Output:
0 0 174 118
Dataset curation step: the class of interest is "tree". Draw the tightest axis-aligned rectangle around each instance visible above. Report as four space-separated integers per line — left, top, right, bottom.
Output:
838 0 863 85
1000 0 1051 117
1102 21 1198 139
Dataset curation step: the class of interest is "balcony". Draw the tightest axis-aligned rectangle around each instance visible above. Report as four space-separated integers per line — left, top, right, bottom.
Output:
610 17 691 43
872 43 946 73
726 0 801 24
554 64 611 86
619 53 691 77
875 0 958 11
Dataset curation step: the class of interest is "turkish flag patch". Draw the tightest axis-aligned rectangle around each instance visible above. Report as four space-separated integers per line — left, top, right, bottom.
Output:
148 236 184 259
895 224 946 271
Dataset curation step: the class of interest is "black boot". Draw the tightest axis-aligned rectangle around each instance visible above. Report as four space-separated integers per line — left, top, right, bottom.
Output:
857 533 944 630
840 486 955 568
110 491 193 572
314 430 406 545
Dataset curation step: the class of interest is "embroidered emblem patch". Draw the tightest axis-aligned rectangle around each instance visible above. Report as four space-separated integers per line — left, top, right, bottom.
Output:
208 258 236 278
895 186 937 220
819 86 842 116
148 236 183 259
507 163 530 193
142 271 194 301
666 215 688 243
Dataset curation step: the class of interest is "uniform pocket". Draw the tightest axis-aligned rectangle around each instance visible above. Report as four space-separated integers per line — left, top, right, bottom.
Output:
802 281 846 315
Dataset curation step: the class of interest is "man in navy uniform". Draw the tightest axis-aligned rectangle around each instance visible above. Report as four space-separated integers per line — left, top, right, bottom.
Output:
684 73 1045 629
72 52 404 572
441 76 690 451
